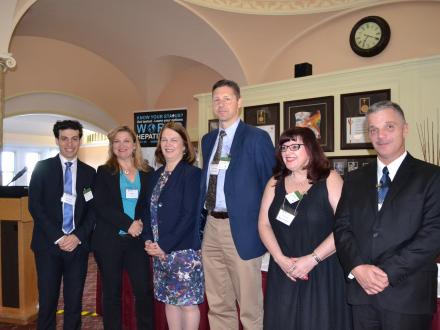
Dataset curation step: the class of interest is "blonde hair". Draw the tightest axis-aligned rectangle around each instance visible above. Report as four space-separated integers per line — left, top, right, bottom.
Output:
105 126 148 173
155 122 196 165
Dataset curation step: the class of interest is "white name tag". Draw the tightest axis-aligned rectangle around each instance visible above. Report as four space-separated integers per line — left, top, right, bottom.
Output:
61 193 76 205
126 189 139 199
210 164 220 175
218 160 230 170
84 190 93 202
285 192 300 204
276 208 295 226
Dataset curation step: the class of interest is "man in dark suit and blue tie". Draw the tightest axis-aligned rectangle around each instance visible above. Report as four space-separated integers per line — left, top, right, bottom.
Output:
29 120 95 330
199 79 275 329
334 101 440 330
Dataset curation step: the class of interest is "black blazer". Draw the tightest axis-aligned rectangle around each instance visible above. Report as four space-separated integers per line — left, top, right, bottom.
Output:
92 165 152 251
143 161 201 253
334 154 440 314
29 155 96 252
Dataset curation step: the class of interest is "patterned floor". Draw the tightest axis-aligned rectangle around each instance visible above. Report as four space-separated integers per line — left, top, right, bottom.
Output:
0 254 103 330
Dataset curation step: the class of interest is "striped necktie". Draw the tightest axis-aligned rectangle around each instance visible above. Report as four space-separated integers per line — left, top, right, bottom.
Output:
62 161 74 234
205 130 226 211
378 166 391 206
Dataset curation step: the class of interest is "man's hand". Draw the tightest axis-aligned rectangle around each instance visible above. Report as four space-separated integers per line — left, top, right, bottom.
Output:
59 234 80 252
352 264 389 295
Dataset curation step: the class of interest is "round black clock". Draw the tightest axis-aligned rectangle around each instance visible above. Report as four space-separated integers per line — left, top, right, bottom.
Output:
350 16 391 57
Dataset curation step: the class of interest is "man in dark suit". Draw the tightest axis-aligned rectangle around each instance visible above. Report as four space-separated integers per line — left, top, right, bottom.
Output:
199 79 275 329
29 120 95 330
334 101 440 330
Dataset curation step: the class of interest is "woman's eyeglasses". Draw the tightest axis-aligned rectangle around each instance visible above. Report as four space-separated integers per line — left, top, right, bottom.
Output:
280 144 304 152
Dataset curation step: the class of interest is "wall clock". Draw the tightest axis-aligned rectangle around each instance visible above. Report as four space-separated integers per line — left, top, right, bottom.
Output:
350 16 391 57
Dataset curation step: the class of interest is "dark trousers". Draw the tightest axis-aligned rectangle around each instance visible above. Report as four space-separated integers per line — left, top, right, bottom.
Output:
94 236 154 330
352 304 432 330
34 247 89 330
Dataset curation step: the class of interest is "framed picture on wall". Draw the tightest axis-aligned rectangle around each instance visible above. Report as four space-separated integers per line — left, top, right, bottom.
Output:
244 103 280 146
283 96 334 152
208 119 219 132
328 155 376 177
340 89 391 150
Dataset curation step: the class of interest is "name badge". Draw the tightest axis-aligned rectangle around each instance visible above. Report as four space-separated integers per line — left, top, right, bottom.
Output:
61 193 76 205
285 191 301 204
210 164 220 175
126 189 139 199
218 160 230 170
83 188 93 202
276 208 295 226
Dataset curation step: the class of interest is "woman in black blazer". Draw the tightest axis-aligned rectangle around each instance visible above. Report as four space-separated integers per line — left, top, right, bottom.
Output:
92 126 153 330
143 122 203 330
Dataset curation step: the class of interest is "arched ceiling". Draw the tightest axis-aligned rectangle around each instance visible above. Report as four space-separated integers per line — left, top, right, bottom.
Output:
8 0 435 108
12 0 246 107
180 0 379 15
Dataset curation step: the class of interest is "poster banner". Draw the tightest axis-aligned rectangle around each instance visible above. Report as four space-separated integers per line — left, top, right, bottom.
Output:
134 109 187 147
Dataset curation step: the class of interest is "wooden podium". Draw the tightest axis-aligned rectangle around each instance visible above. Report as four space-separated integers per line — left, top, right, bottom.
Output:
0 187 38 324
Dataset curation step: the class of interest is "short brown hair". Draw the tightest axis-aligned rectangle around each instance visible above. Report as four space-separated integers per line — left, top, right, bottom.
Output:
155 122 196 165
212 79 241 99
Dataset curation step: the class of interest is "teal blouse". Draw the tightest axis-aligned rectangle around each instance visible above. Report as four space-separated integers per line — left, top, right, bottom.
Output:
119 170 141 235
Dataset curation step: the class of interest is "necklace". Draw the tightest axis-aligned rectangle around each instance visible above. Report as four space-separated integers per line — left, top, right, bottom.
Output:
123 169 129 175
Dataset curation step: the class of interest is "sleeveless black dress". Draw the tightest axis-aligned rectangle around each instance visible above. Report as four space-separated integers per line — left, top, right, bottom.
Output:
263 179 352 330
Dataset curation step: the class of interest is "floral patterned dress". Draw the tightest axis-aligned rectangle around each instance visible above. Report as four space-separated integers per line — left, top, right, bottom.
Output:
150 171 204 305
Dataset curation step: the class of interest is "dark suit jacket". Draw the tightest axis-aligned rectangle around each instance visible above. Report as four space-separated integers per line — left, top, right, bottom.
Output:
143 161 201 253
29 154 96 252
334 154 440 314
198 120 275 260
91 165 151 251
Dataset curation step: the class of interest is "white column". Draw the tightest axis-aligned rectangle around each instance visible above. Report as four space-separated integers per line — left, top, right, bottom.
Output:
0 53 16 185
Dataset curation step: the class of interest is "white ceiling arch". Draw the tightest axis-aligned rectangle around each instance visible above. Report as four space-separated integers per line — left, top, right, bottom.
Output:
5 91 117 133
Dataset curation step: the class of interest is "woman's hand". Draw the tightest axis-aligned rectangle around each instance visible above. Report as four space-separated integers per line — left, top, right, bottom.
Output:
289 255 317 280
275 255 299 282
145 240 166 259
128 219 143 237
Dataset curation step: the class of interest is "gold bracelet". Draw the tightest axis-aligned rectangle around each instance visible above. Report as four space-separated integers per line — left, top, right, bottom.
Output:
311 251 322 264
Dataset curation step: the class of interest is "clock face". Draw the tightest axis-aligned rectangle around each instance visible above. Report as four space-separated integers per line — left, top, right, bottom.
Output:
350 16 391 57
354 22 382 50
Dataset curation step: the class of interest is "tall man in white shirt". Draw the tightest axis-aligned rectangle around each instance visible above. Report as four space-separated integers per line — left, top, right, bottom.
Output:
199 80 275 329
29 120 95 330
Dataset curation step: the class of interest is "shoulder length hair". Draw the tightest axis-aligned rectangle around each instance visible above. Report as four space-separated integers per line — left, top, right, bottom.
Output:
105 126 148 174
155 122 196 165
273 127 330 183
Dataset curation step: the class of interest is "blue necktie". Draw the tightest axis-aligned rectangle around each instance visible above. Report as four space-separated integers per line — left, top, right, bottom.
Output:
63 161 74 234
378 166 391 205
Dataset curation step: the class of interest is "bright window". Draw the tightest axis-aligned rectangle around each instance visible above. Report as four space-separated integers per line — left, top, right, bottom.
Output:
25 152 40 185
1 151 15 185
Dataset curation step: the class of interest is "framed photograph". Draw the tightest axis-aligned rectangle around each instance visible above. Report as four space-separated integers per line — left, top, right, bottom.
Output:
340 89 391 150
244 103 280 146
284 96 334 152
208 119 219 132
328 155 376 177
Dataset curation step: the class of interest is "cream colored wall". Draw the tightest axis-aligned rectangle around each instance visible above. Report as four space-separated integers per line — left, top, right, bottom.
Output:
77 145 108 169
197 56 440 161
6 36 144 127
155 63 222 141
262 2 440 83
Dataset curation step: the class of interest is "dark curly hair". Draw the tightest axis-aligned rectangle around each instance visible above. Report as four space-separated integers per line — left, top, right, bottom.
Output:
273 127 330 183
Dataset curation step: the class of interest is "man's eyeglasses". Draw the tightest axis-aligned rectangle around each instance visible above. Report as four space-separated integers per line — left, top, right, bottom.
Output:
280 144 304 152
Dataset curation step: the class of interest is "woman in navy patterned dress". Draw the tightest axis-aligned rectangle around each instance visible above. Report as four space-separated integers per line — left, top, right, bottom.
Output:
143 122 203 330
